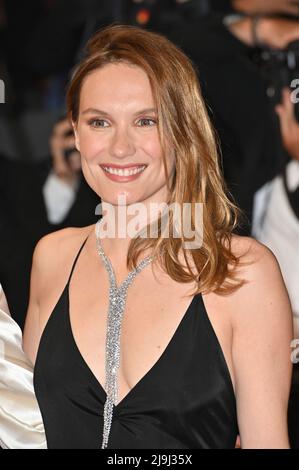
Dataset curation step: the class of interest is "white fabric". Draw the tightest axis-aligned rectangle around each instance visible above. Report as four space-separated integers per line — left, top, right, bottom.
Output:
286 159 299 192
252 161 299 336
42 170 79 224
0 286 47 449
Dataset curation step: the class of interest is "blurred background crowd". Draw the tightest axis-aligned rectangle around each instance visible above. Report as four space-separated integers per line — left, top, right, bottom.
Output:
0 0 299 447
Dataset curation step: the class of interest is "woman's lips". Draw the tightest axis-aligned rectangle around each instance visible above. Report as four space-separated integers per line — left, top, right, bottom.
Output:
100 165 147 183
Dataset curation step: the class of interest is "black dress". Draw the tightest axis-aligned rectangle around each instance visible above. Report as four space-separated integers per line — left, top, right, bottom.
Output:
34 239 238 449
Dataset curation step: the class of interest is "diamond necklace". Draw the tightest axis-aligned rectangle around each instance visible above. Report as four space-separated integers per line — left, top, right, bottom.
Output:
95 219 154 449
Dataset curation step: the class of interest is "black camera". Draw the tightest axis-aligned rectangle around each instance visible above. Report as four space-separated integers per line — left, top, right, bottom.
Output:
254 39 299 121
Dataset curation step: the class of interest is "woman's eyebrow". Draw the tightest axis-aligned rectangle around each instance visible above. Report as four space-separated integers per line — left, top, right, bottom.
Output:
134 108 157 115
81 108 110 116
81 107 157 116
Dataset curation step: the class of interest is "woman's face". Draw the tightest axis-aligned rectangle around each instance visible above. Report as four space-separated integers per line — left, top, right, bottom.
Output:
74 62 175 208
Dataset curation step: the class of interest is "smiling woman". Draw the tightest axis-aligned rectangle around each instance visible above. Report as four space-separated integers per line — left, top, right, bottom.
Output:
19 24 293 449
73 63 170 200
67 25 240 289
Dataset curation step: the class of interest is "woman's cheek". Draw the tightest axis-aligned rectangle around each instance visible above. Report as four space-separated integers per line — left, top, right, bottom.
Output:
143 139 163 161
80 136 105 162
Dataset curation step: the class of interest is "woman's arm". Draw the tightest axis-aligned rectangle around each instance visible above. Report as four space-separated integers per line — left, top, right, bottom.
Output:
23 238 46 365
232 239 293 448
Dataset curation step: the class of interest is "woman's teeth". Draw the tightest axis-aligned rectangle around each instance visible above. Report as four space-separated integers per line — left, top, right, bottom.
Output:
103 165 146 176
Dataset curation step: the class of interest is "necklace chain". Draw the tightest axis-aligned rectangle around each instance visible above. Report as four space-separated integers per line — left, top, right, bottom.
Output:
95 219 153 449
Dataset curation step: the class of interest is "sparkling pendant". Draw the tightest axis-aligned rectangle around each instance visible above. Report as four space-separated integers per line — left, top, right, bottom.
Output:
95 220 153 449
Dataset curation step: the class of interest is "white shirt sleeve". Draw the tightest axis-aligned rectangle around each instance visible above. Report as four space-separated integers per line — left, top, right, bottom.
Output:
42 170 80 225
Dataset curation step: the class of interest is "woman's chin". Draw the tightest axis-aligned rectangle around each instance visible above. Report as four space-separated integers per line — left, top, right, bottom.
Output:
100 193 142 208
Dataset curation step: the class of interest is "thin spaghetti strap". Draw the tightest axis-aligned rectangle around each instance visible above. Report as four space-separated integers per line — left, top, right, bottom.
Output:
66 236 89 286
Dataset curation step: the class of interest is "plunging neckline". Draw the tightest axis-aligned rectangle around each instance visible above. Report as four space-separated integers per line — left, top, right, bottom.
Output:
66 285 200 410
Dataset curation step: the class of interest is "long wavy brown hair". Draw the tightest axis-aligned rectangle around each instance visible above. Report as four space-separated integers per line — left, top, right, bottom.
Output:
67 24 244 295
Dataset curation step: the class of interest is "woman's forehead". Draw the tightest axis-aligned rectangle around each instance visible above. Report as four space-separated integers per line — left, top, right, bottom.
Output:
79 63 155 112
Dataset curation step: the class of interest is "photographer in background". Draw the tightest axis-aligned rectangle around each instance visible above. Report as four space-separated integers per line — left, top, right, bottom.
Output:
0 117 98 330
45 117 85 225
253 88 299 337
170 0 299 230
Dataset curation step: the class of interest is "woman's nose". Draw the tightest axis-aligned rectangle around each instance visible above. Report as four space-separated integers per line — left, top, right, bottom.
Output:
109 127 136 158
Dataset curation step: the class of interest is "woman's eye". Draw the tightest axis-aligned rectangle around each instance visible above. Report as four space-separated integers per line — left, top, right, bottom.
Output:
88 119 109 128
137 118 156 127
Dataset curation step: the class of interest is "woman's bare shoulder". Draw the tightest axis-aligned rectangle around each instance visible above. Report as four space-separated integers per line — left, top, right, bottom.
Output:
206 234 289 321
228 234 292 333
230 234 275 265
230 234 284 284
229 234 287 294
34 225 94 262
32 225 95 282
